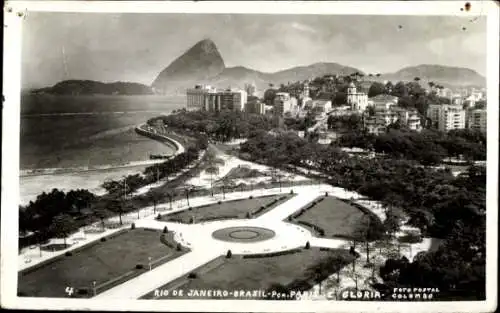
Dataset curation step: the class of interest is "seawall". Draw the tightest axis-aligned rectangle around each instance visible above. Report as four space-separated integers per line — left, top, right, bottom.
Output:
135 124 185 155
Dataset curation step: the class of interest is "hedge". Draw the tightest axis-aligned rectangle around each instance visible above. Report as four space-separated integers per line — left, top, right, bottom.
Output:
242 248 302 259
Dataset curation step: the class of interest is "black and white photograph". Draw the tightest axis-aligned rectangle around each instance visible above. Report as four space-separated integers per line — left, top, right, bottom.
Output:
1 1 498 312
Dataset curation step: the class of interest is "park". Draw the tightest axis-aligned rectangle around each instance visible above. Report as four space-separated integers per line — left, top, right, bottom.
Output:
18 183 398 300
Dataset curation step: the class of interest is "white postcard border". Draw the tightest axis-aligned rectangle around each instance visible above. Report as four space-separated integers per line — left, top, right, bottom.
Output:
2 1 498 312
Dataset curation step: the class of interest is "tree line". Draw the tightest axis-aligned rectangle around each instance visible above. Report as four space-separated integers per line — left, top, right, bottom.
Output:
19 134 207 248
147 110 277 142
335 128 486 165
239 131 485 299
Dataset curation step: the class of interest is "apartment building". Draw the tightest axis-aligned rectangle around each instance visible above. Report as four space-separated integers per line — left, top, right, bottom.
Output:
186 85 217 111
363 107 422 135
467 108 487 132
186 86 247 112
273 92 298 116
427 104 466 131
245 99 265 115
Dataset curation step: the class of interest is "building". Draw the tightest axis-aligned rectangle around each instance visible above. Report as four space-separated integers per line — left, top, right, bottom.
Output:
244 83 257 97
186 85 217 111
363 107 422 135
347 82 369 112
363 110 399 135
245 99 265 115
392 107 422 131
467 108 487 132
368 94 399 110
426 104 466 131
463 96 476 109
186 85 247 112
437 87 453 98
273 92 298 116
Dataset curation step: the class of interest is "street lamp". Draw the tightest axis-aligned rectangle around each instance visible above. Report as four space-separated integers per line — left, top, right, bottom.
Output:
148 257 152 271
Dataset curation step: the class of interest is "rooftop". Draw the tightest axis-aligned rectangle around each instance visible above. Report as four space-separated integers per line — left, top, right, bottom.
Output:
369 94 399 102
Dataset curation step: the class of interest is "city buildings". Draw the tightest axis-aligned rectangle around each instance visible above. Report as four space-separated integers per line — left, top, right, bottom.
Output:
426 104 466 131
347 82 369 112
245 98 266 115
186 85 217 111
467 108 487 132
273 92 298 116
186 85 247 112
363 107 422 135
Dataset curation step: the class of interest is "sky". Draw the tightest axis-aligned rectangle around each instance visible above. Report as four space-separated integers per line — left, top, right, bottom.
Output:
21 13 487 89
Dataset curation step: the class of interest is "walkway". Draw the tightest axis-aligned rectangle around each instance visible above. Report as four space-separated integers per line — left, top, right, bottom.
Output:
95 249 223 299
20 183 436 300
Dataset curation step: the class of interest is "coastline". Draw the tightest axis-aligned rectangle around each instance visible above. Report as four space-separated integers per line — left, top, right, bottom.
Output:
134 124 185 155
20 120 186 205
20 123 185 178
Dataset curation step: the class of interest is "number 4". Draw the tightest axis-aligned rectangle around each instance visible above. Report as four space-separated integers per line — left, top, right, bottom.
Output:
65 286 74 296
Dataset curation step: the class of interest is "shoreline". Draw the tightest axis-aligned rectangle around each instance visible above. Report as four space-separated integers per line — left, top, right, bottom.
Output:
20 123 185 178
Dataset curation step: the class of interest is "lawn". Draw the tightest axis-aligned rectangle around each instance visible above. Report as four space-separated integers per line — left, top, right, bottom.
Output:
160 194 293 223
294 197 370 238
143 247 354 299
18 228 186 298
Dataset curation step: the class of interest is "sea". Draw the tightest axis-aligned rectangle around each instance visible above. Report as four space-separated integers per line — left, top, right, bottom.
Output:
19 94 186 205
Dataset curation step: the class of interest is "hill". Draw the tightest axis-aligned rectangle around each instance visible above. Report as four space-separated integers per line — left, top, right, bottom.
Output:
151 38 363 94
34 80 154 95
208 62 362 92
378 64 486 87
151 39 225 94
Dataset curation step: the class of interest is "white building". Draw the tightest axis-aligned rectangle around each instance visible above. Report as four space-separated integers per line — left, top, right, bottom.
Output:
186 85 217 111
186 85 247 112
427 104 466 132
347 82 368 112
368 94 399 111
467 108 487 132
363 107 422 134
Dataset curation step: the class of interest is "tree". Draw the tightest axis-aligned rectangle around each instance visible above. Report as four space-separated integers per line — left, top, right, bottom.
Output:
107 199 125 225
368 82 386 98
205 165 219 197
166 191 176 210
148 189 162 215
49 214 76 248
93 201 110 231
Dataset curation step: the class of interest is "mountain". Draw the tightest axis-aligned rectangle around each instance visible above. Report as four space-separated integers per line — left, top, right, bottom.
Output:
33 80 154 95
152 40 485 94
378 64 486 87
151 39 225 94
151 39 363 94
208 62 363 92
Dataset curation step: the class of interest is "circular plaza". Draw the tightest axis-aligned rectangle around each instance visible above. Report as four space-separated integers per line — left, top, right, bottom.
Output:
176 218 314 255
212 226 276 243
